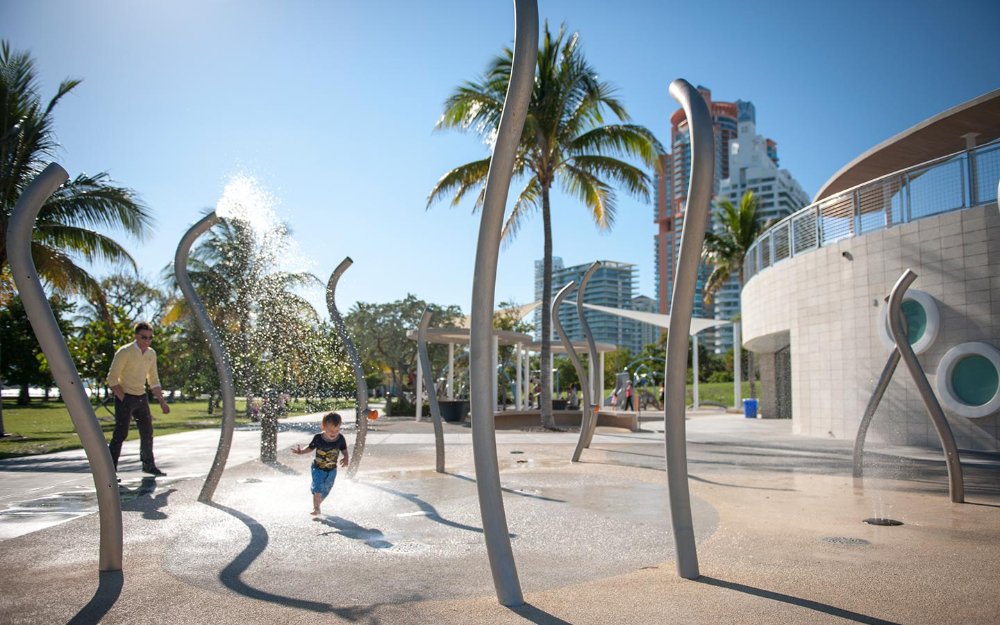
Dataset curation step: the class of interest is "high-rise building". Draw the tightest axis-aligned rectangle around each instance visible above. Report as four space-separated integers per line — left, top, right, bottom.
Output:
655 86 738 318
653 87 808 353
711 105 810 353
535 259 654 354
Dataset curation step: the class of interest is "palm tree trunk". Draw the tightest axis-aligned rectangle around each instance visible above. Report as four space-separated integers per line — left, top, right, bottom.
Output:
540 192 555 429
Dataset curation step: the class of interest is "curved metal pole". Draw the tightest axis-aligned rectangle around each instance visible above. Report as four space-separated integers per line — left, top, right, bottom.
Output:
327 257 369 479
852 348 900 478
663 79 713 579
417 308 446 473
553 283 593 462
7 163 123 570
469 0 536 607
887 270 964 503
175 212 237 503
577 261 601 449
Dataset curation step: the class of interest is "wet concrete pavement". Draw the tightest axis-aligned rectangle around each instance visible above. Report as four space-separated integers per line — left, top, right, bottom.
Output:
0 409 998 624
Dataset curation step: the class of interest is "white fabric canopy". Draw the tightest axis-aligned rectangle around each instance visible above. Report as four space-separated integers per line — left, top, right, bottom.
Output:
578 302 730 335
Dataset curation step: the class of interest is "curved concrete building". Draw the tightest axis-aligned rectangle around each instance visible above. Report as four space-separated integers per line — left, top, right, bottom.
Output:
742 90 1000 451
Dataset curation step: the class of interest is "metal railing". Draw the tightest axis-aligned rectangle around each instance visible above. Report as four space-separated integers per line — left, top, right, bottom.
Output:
744 140 1000 282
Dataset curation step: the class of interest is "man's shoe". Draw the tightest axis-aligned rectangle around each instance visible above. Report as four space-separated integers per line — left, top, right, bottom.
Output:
143 466 166 476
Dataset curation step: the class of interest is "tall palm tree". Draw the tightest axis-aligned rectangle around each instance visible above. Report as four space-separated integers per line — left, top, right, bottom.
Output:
1 41 152 298
1 40 152 435
164 214 321 411
427 23 663 427
702 189 765 397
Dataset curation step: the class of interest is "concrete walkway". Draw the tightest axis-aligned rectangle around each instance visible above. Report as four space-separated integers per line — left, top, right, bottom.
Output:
0 410 998 624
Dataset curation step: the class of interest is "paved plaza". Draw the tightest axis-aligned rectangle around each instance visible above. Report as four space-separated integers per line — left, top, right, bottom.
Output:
0 410 998 624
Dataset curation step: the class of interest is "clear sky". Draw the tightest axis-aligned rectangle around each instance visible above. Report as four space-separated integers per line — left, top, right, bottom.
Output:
3 0 999 318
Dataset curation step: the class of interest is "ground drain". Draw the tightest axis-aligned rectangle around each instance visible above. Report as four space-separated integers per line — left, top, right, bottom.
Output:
863 518 903 526
821 536 871 546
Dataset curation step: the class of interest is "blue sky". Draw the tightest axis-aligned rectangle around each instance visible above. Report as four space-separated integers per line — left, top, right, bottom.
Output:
3 0 998 317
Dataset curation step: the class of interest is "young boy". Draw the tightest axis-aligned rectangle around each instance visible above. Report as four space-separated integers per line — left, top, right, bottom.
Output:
292 412 349 515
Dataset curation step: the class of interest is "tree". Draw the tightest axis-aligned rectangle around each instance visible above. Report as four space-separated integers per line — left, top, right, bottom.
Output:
702 190 766 397
428 23 663 428
0 295 73 405
1 41 152 300
69 273 168 395
1 40 152 434
165 214 321 412
344 295 462 401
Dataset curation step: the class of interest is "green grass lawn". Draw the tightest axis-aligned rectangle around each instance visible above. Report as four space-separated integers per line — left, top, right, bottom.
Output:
0 399 254 459
602 380 755 409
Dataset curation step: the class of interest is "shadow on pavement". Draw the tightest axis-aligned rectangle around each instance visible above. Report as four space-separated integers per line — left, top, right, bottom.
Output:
508 602 573 624
207 502 376 618
120 477 176 520
316 515 393 549
66 570 123 625
696 576 902 625
365 482 486 534
447 472 567 503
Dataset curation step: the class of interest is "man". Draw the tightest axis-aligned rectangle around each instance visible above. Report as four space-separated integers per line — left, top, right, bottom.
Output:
106 321 170 476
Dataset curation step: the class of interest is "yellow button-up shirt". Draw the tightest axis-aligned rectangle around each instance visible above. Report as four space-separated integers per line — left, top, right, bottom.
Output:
106 342 161 395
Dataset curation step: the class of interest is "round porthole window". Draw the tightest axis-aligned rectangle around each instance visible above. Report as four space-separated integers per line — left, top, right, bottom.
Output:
877 289 939 355
936 342 1000 419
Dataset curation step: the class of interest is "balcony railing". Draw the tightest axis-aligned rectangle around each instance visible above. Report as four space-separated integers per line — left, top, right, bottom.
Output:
744 139 1000 282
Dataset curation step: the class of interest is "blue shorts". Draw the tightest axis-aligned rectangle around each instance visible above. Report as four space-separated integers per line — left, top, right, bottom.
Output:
310 465 338 498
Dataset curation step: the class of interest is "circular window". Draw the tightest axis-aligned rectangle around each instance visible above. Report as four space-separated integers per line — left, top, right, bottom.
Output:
936 342 1000 419
877 289 939 355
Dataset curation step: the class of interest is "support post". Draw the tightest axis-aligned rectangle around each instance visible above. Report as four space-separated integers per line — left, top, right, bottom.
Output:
417 308 445 473
468 0 536 606
663 79 714 579
175 212 237 502
327 257 369 478
7 163 123 571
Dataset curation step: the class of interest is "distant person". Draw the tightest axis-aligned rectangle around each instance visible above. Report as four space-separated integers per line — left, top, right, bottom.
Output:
624 380 634 411
106 321 171 477
293 412 349 516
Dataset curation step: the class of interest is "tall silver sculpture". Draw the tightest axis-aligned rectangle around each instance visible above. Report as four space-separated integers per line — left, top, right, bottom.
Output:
886 270 964 502
663 79 714 580
576 261 601 452
7 163 123 570
175 211 237 503
552 282 593 462
417 307 446 473
327 257 370 478
469 0 537 606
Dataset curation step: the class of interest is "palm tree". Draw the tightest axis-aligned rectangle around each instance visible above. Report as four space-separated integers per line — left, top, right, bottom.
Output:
702 189 765 397
1 40 152 435
1 41 152 298
164 214 321 412
427 23 663 427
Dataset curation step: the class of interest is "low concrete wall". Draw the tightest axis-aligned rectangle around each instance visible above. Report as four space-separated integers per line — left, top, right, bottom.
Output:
742 204 1000 451
489 410 639 432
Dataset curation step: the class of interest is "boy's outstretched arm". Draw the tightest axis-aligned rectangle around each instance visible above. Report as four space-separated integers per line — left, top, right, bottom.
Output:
292 444 311 455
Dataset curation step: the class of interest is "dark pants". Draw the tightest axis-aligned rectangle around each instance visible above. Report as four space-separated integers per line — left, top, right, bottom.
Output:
108 393 155 469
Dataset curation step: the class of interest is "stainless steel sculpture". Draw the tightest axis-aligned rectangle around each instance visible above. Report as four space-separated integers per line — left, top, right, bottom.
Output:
886 270 964 503
7 163 123 570
327 257 370 478
553 282 593 462
417 308 446 473
469 0 537 606
663 79 713 580
175 211 237 503
853 349 901 478
576 261 601 451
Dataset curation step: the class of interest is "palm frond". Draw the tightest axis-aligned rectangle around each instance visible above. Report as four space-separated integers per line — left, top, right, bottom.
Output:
426 157 491 210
